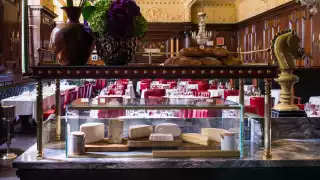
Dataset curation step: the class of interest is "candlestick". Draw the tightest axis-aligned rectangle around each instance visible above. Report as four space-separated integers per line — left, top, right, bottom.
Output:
170 38 174 58
176 38 179 56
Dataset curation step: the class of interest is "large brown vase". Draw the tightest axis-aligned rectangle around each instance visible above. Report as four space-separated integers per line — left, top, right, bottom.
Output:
50 7 94 66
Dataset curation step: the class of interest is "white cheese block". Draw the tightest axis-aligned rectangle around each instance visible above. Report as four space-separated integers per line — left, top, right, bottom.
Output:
80 123 105 144
149 133 174 141
201 128 227 143
154 123 181 137
129 125 153 139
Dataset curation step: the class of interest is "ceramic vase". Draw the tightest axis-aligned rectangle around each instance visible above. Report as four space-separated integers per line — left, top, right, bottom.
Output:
50 7 94 66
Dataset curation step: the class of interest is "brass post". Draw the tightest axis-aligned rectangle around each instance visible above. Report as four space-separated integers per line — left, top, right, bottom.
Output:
36 79 43 159
239 78 245 156
264 78 272 160
55 79 61 140
239 78 244 108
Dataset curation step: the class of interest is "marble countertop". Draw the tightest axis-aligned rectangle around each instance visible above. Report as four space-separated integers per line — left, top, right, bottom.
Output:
13 139 320 169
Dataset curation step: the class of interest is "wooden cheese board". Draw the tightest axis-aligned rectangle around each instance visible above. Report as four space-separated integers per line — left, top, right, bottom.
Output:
127 137 182 148
85 138 129 152
179 142 220 150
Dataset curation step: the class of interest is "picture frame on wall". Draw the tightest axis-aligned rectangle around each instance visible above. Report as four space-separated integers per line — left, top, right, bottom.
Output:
216 37 225 46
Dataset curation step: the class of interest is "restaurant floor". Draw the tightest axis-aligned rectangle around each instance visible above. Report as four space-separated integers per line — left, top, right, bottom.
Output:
0 134 36 180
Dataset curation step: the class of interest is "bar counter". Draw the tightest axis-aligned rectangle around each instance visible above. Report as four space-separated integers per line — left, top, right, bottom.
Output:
13 139 320 180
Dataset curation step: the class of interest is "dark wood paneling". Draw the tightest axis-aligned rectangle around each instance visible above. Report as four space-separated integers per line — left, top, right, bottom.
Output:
138 23 236 64
0 0 21 75
236 1 318 68
28 5 57 66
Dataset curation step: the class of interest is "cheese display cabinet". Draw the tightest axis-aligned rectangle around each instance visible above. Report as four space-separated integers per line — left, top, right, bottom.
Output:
30 65 278 160
65 96 243 158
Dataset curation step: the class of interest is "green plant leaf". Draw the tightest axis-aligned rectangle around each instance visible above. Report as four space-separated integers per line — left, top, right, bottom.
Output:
82 6 95 20
66 0 73 7
84 0 91 7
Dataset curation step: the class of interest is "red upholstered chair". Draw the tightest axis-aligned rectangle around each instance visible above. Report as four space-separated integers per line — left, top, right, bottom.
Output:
140 83 150 92
245 105 257 114
169 82 177 89
144 89 166 98
77 86 86 98
43 94 66 120
198 83 209 91
294 96 305 110
69 90 78 103
209 84 218 89
93 79 107 93
223 90 239 99
84 83 93 98
141 79 152 83
193 90 210 97
158 79 167 84
250 97 265 117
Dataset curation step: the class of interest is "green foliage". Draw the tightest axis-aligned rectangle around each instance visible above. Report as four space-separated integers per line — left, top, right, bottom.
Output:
133 16 147 37
82 6 96 20
84 0 111 33
67 0 73 7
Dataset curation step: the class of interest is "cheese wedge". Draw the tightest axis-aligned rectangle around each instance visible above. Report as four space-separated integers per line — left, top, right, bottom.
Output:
129 125 153 139
80 123 105 144
181 133 210 146
149 133 174 141
201 128 227 143
154 123 181 137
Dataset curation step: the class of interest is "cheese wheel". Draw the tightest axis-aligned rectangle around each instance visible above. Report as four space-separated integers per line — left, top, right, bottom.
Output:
201 128 227 143
149 133 174 141
181 133 210 146
129 125 153 139
154 123 181 137
80 123 105 144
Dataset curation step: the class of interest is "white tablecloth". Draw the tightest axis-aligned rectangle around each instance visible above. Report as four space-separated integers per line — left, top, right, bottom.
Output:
226 96 250 105
1 85 77 121
309 96 320 105
208 89 224 98
271 89 281 105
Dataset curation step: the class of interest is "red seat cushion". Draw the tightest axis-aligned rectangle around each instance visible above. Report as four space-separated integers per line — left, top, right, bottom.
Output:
250 97 264 117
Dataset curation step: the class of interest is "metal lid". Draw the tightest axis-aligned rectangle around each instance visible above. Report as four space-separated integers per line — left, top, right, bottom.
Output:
71 131 85 136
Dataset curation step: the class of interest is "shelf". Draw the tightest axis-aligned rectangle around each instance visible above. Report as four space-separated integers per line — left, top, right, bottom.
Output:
68 97 242 110
30 64 278 79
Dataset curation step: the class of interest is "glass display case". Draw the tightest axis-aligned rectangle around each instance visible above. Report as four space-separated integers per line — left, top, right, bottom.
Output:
65 97 243 158
31 65 277 159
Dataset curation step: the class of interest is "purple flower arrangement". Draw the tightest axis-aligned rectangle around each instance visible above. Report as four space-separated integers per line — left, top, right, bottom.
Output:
83 0 147 38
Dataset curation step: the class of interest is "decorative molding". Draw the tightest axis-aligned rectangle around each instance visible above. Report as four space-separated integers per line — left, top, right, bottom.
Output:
141 7 186 22
29 5 58 19
235 0 292 22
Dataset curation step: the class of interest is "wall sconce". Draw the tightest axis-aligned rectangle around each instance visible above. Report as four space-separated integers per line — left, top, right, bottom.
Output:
312 33 320 51
10 30 20 52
